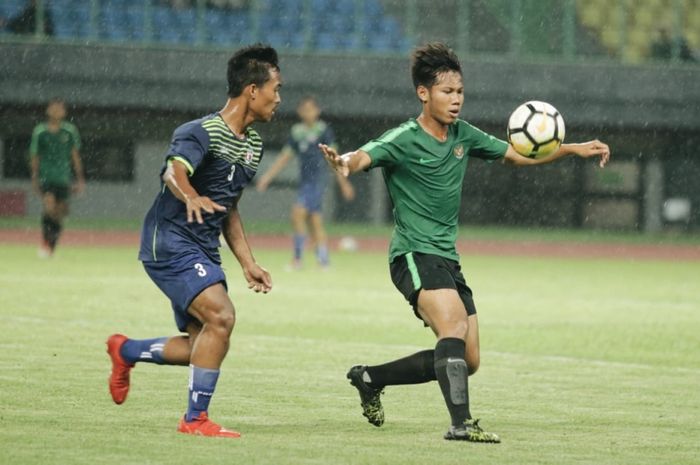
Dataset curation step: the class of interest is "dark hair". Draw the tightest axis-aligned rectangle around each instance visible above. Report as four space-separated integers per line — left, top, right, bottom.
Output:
410 42 461 89
47 97 65 106
298 95 318 107
227 43 280 98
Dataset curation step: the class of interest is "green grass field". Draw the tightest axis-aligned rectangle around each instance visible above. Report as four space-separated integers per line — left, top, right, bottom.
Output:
1 243 699 465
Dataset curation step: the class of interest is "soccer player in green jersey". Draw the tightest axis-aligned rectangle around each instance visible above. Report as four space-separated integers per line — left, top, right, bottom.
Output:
320 42 610 443
29 98 85 257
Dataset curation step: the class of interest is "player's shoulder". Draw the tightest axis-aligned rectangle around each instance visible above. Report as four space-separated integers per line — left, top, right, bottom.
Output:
173 113 217 140
290 122 305 139
454 118 493 139
454 118 480 133
60 121 80 135
245 126 263 145
377 119 420 144
32 122 48 136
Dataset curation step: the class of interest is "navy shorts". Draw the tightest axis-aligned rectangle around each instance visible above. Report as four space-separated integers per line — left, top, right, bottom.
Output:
390 252 477 324
296 182 325 213
143 252 227 332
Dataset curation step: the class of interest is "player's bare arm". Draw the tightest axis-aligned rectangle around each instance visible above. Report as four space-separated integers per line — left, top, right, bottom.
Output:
503 140 611 168
71 147 86 194
222 195 272 294
318 144 372 176
336 172 356 201
256 145 294 191
162 159 227 224
29 154 40 195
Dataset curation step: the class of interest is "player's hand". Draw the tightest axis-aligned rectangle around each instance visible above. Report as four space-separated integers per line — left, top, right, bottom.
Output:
572 139 611 168
243 263 272 293
72 179 86 195
186 195 226 224
319 143 349 177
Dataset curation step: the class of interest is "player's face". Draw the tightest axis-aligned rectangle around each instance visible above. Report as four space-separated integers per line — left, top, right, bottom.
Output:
46 102 66 121
425 71 464 125
297 100 320 125
251 68 282 122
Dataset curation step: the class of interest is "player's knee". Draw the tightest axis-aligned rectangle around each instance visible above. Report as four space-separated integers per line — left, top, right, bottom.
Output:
208 307 236 335
436 319 468 340
467 357 480 376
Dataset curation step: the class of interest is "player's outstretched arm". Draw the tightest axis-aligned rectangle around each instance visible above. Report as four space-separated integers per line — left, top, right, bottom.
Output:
318 144 372 177
504 140 611 168
222 195 272 294
162 159 226 224
256 146 293 192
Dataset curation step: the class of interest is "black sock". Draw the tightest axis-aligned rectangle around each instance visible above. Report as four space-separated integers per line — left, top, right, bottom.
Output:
365 350 436 388
43 216 62 249
41 215 51 244
434 338 470 427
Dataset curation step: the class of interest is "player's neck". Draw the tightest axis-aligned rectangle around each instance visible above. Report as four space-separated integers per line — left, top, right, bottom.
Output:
416 113 449 142
219 98 254 138
47 119 62 131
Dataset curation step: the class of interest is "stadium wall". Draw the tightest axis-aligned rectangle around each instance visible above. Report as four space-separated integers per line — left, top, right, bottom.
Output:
1 42 699 230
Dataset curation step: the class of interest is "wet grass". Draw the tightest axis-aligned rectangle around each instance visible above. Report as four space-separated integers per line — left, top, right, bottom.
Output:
0 244 698 465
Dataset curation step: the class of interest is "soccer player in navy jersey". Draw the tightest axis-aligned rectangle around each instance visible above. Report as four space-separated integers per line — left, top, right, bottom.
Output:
256 96 354 269
106 44 281 438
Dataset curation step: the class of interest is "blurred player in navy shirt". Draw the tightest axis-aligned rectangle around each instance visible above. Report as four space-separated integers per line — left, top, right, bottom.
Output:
256 96 354 269
106 44 281 438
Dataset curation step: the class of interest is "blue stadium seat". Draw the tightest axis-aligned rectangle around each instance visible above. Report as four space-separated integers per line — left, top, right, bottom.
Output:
209 10 250 46
314 31 338 50
329 14 354 34
124 6 145 40
152 6 179 43
173 9 197 43
0 0 25 20
100 6 128 41
56 1 91 38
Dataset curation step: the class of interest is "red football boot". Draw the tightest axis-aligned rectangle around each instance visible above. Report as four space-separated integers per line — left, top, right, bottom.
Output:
106 334 134 405
177 413 241 438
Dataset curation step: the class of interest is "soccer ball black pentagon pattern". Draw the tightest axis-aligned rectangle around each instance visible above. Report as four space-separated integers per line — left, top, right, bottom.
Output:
507 101 565 159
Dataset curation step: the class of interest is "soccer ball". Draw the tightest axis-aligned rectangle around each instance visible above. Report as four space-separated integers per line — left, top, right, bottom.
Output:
507 101 565 159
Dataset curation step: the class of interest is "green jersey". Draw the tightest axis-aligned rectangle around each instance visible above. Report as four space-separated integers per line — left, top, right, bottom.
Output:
29 122 81 186
361 118 508 262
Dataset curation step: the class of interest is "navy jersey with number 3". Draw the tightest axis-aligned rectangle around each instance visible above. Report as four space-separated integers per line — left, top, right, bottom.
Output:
139 113 264 264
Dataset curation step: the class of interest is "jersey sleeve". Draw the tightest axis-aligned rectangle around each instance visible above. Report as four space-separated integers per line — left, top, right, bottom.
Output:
166 121 210 175
464 122 508 161
65 123 82 150
360 128 405 169
29 125 41 158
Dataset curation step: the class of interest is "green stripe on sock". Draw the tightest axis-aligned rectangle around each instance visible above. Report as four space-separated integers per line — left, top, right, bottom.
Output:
406 252 422 290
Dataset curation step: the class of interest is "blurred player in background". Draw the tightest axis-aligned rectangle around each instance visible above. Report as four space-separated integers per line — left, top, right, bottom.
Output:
256 96 354 269
106 44 280 438
321 42 610 443
29 98 85 258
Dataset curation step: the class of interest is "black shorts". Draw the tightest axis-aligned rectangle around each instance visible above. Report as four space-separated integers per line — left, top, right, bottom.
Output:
41 183 70 202
390 252 477 322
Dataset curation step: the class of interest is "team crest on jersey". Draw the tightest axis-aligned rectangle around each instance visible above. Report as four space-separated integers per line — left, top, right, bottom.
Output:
245 150 254 163
453 145 465 159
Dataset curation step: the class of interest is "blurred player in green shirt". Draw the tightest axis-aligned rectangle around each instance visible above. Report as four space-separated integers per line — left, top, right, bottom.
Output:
29 98 85 257
320 43 610 443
